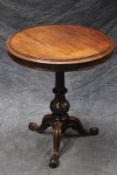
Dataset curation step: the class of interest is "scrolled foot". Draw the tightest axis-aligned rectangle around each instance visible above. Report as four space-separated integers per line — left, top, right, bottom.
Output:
49 154 59 168
89 127 99 135
77 127 99 136
28 122 44 133
28 122 38 131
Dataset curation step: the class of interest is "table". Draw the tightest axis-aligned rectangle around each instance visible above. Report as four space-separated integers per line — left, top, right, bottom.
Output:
6 25 115 168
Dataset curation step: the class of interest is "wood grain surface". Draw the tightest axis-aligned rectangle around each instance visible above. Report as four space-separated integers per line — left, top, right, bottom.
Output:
6 25 115 65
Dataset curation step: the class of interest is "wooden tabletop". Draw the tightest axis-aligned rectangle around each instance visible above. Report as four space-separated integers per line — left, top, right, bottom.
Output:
6 25 115 71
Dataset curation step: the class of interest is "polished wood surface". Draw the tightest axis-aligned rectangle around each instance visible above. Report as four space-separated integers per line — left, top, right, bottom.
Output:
6 25 115 65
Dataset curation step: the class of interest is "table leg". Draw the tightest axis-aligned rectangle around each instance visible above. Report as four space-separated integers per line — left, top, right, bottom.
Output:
28 71 99 168
61 116 99 136
28 114 53 133
49 121 62 168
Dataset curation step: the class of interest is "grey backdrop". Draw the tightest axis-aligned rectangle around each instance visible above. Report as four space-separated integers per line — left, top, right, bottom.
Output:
0 0 117 174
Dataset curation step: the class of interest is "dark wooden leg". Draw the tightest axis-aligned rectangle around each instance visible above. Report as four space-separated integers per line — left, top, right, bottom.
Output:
28 114 53 133
28 72 99 168
49 121 62 168
63 116 99 136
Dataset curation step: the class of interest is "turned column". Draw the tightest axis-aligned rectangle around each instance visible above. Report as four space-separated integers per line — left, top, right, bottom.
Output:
50 72 70 118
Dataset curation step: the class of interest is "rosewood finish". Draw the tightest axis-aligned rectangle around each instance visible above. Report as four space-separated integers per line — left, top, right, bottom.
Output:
6 25 114 71
6 24 115 168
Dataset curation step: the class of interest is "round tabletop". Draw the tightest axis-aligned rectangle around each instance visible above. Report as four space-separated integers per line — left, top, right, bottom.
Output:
6 25 115 71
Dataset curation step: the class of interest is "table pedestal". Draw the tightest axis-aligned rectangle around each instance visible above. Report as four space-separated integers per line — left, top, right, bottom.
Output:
28 72 99 168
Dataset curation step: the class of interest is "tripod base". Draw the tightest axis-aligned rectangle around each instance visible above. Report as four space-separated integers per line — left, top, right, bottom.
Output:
29 114 99 168
28 72 99 168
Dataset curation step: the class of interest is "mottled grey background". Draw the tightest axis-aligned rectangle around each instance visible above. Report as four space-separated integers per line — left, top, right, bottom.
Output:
0 0 117 174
